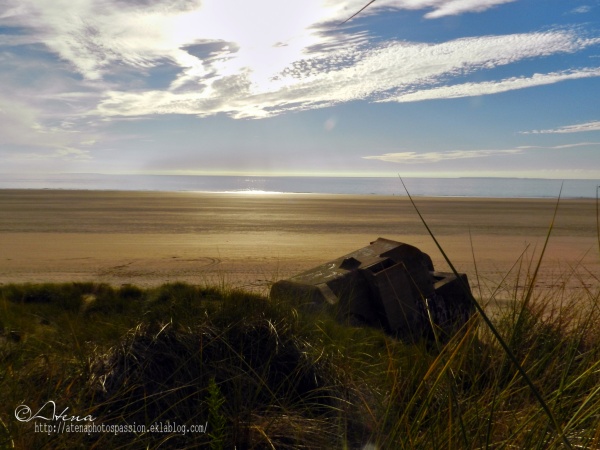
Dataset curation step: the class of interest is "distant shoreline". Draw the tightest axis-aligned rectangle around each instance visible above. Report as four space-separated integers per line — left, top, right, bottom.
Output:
0 187 595 201
0 174 597 198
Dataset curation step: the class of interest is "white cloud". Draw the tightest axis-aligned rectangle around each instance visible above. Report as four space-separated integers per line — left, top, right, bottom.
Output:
0 97 40 139
0 0 347 83
521 121 600 134
344 0 518 20
5 0 592 89
570 5 592 14
1 0 600 126
382 67 600 102
362 149 521 163
92 29 600 119
515 142 600 149
420 0 517 19
362 143 600 164
0 95 96 160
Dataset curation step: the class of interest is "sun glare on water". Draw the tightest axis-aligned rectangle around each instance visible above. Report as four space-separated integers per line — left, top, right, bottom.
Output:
224 190 287 195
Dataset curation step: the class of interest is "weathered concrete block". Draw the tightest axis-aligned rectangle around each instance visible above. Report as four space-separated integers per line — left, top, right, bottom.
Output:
270 238 474 342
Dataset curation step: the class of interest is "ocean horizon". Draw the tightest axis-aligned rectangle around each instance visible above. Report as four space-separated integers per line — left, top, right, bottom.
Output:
0 173 598 199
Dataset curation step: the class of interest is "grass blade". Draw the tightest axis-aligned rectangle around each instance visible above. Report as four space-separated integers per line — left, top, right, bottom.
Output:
398 175 573 449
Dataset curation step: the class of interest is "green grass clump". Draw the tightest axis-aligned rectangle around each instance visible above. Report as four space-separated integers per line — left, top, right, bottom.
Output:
1 273 599 449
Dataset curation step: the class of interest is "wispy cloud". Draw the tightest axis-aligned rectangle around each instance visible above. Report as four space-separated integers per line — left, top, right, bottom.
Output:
1 0 347 82
381 68 600 103
570 5 592 14
3 1 598 117
362 143 600 164
93 29 600 119
0 93 97 162
521 121 600 134
346 0 518 20
362 149 521 163
422 0 517 18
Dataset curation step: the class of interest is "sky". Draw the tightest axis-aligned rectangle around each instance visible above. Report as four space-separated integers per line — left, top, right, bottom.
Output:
0 0 599 179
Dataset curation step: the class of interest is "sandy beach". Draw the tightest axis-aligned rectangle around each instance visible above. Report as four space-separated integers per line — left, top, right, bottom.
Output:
0 190 597 301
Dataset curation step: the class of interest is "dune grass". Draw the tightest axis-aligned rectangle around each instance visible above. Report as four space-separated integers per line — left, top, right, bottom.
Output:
0 257 599 450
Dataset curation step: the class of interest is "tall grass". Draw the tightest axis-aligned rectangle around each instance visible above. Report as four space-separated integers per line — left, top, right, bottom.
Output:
1 193 600 449
1 270 599 449
399 177 576 448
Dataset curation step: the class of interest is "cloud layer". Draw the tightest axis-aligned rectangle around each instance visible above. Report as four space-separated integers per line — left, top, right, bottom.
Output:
0 0 598 176
2 0 598 121
92 28 600 119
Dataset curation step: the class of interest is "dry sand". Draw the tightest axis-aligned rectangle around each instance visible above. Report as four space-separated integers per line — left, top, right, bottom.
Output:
0 190 598 302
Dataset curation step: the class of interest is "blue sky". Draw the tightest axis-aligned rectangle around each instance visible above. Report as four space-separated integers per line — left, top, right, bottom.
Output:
0 0 599 178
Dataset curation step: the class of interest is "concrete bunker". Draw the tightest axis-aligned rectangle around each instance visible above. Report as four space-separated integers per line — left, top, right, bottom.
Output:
270 238 474 342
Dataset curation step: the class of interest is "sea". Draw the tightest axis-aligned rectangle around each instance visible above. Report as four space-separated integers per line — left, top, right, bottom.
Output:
0 173 598 199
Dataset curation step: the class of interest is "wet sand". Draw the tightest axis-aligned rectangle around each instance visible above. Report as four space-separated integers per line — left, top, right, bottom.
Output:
0 190 598 301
